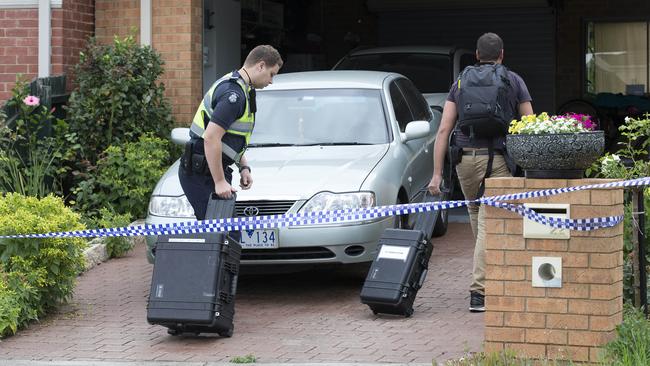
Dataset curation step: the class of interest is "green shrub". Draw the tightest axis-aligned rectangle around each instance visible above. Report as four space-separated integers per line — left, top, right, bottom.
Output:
65 34 174 166
0 270 21 336
0 193 86 336
602 306 650 365
92 208 133 258
74 134 169 220
589 113 650 305
0 77 79 198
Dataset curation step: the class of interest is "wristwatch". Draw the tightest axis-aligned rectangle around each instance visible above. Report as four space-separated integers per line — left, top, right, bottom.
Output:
239 165 251 173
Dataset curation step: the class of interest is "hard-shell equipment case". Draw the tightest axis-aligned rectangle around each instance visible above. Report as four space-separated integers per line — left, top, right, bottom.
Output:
147 195 240 336
360 193 439 317
360 229 430 317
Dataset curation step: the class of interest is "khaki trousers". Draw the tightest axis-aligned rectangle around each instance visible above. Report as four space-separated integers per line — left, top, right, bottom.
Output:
455 152 511 295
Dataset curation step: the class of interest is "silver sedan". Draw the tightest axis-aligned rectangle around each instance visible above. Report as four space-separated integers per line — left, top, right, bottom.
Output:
145 70 449 265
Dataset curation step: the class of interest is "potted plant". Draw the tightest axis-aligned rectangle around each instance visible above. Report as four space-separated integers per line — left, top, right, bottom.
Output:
506 112 605 178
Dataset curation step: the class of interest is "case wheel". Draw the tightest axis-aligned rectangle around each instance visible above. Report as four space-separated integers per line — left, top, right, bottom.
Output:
219 327 234 338
404 308 414 317
167 328 181 336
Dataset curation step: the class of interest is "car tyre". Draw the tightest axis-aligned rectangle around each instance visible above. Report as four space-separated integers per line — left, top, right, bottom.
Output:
431 172 451 237
394 196 409 230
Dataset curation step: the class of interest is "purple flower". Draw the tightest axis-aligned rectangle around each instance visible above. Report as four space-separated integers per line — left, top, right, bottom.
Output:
23 95 40 106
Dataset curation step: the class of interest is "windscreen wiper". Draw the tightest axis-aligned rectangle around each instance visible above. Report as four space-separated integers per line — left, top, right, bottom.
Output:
296 142 374 146
247 143 297 147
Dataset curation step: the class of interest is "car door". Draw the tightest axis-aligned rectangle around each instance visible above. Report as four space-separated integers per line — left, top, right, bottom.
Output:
388 79 418 198
395 77 435 200
454 49 477 79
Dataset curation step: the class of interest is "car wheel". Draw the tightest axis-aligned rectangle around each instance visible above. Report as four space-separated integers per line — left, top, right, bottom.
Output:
431 180 450 237
393 197 409 229
431 204 448 237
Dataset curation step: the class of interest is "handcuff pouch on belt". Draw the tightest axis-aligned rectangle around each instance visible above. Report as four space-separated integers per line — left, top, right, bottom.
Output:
181 139 210 175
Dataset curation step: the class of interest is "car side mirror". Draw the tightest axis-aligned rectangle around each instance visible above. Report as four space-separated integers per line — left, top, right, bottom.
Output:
171 127 191 145
401 120 430 141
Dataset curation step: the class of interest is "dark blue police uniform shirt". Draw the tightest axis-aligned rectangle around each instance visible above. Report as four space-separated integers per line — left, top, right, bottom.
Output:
195 71 249 165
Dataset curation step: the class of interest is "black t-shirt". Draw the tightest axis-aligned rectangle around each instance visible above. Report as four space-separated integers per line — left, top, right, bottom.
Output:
193 71 250 166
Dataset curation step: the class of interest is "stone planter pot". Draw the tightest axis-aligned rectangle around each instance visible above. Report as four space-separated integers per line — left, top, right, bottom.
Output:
505 131 605 178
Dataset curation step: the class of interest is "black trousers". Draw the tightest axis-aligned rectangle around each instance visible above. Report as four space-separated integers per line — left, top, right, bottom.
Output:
178 165 233 220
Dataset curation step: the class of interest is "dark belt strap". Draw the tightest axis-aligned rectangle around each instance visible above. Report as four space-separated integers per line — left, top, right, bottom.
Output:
462 149 503 156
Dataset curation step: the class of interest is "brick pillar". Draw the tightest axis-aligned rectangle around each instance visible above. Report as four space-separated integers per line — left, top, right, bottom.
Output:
95 0 203 125
483 178 624 363
152 0 203 126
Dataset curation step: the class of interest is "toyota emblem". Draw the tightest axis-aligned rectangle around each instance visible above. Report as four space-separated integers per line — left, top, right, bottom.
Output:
243 206 260 216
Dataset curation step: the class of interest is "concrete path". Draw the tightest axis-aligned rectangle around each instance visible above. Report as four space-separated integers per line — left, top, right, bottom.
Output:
0 223 482 364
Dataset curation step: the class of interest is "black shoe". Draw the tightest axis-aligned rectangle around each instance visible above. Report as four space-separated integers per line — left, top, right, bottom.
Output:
469 291 485 312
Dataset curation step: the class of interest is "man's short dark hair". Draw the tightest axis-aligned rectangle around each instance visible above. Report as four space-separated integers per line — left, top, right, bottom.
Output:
476 33 503 62
244 45 283 68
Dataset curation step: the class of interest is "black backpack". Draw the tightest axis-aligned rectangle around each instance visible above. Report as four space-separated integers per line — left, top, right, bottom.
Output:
456 64 514 141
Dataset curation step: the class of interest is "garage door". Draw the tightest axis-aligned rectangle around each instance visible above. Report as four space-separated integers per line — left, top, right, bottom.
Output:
373 6 555 113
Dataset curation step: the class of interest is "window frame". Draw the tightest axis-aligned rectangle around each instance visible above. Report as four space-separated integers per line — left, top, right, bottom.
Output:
582 16 650 97
0 1 62 8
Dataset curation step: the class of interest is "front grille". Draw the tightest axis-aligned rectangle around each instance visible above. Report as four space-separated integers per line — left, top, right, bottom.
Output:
236 200 296 217
241 247 335 260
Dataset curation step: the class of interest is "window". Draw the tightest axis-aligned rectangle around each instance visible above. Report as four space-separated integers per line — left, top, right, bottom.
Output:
336 53 453 93
396 78 432 121
253 89 389 145
460 53 477 72
389 82 413 131
585 20 649 95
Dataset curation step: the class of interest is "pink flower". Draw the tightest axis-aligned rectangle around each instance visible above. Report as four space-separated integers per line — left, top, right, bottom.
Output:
23 95 40 106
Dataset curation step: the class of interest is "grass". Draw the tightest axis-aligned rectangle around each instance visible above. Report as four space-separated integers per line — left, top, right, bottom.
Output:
230 354 257 363
601 306 650 366
435 349 573 366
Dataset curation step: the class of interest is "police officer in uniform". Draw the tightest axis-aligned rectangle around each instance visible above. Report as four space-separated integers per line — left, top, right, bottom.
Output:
179 45 283 220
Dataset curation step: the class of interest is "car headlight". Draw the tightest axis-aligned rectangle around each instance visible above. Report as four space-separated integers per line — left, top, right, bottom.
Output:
299 191 375 214
148 196 195 217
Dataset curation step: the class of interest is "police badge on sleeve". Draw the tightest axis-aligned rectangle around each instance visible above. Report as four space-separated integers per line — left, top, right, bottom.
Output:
228 92 238 103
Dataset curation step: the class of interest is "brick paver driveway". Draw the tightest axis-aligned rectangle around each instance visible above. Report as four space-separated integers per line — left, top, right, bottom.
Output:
0 223 482 363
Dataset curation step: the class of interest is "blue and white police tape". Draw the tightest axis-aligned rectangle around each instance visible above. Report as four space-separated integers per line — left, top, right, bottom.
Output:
0 176 648 239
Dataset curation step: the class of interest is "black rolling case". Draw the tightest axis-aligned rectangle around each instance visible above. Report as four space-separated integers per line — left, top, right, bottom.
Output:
360 193 439 317
147 195 240 337
360 229 430 317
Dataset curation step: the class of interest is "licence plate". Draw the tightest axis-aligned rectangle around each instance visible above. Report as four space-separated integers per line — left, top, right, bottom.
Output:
240 229 278 249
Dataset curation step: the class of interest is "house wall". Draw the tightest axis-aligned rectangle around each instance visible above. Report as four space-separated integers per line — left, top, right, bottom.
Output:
555 0 650 108
0 0 93 102
0 8 40 101
60 0 95 90
95 0 203 125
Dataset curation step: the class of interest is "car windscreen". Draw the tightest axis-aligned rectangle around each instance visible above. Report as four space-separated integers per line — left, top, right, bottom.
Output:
251 88 389 146
335 53 451 93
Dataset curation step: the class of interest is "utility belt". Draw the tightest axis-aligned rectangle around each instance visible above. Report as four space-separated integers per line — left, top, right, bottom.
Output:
449 146 504 166
180 138 210 175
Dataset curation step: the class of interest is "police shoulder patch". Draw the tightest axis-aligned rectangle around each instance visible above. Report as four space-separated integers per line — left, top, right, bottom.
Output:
228 92 238 104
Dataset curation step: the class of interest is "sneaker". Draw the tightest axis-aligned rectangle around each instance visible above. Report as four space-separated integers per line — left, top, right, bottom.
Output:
469 291 485 312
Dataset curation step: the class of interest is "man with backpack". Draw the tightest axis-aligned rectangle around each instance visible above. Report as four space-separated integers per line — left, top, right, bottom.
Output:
428 33 533 312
